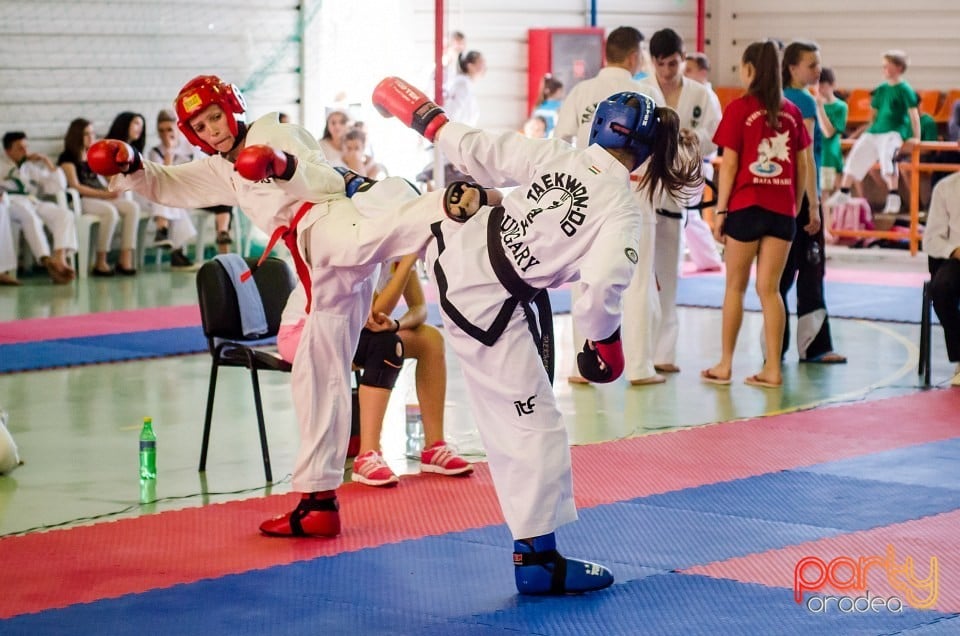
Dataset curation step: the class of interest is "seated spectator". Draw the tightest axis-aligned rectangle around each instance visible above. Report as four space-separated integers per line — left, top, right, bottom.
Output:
827 50 921 213
106 112 147 155
1 132 76 283
278 253 473 487
0 191 21 285
521 115 548 139
144 110 198 270
922 171 960 386
58 118 140 276
204 204 235 254
531 74 564 137
949 98 960 142
318 106 351 167
342 128 384 179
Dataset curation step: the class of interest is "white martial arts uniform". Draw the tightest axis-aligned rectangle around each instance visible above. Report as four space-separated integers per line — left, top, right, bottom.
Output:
636 75 719 368
0 154 78 257
112 114 443 493
433 122 643 539
0 193 18 274
143 145 198 250
444 74 481 127
554 67 665 382
681 83 724 272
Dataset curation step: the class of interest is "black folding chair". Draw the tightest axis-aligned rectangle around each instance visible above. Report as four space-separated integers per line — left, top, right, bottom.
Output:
196 257 295 482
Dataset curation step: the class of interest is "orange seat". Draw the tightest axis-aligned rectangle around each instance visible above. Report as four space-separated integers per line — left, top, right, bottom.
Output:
933 89 960 124
844 88 873 126
714 86 745 113
917 90 943 117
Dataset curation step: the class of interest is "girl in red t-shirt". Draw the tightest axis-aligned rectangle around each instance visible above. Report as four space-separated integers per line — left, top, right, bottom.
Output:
702 40 820 389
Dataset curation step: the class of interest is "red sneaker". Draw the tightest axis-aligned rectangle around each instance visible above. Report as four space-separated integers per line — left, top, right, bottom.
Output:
420 441 473 476
351 450 399 487
259 492 340 538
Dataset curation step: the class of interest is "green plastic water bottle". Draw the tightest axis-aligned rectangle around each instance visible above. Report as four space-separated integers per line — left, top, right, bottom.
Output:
139 417 157 480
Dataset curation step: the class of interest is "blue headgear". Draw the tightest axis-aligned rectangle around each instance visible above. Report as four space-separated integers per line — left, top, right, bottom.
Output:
333 166 376 198
588 92 658 170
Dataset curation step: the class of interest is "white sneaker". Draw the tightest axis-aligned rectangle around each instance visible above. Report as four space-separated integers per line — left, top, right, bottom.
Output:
883 193 902 213
825 190 850 207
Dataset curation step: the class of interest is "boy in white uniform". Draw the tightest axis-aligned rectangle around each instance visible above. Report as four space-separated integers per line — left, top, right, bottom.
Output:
1 132 77 283
554 25 666 386
374 77 700 594
636 28 720 375
88 75 446 539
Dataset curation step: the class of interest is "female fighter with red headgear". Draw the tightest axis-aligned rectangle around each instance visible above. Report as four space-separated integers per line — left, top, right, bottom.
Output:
86 75 447 539
372 77 701 595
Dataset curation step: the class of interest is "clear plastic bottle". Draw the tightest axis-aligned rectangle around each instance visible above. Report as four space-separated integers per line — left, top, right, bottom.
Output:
139 417 157 480
405 403 423 459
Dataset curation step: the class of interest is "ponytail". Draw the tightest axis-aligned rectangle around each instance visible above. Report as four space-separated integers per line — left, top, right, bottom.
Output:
634 107 703 203
743 40 783 129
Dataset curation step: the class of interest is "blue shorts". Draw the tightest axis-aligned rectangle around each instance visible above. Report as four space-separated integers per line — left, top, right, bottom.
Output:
723 206 796 242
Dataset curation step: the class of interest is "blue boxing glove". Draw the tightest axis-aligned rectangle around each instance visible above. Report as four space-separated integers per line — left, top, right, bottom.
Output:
576 328 625 383
333 166 376 198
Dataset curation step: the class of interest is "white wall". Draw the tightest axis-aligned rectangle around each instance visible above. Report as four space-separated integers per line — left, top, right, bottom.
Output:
707 0 960 89
3 1 959 177
0 0 302 157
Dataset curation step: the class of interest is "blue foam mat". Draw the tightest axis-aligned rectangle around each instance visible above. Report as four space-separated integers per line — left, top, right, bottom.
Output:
6 532 949 636
799 438 960 491
676 275 932 324
0 326 208 373
8 436 960 636
427 278 929 328
638 469 960 531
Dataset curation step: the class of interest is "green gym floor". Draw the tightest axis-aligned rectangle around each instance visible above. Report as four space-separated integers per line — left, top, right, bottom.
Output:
0 247 952 537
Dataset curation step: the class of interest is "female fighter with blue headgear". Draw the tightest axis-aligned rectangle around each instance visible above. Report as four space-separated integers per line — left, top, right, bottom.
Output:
373 77 701 595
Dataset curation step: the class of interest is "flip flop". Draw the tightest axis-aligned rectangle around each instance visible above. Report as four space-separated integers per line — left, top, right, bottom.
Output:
800 352 847 364
567 375 591 385
700 369 731 385
630 374 666 386
654 364 681 374
744 374 782 389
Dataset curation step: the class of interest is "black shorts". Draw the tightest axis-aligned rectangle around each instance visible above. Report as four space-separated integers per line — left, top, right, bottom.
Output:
722 206 796 242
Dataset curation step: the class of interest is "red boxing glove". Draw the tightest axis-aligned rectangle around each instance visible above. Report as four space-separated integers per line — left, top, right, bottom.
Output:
235 145 296 182
372 76 449 142
576 328 625 383
87 140 141 176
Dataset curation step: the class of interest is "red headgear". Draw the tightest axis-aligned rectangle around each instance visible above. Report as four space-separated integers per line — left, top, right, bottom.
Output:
174 75 246 155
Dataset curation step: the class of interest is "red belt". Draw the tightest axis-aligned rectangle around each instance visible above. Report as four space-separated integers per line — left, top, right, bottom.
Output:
241 201 315 313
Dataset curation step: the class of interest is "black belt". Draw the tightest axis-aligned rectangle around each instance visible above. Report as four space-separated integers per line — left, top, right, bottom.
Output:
656 208 683 219
429 209 555 384
487 207 554 383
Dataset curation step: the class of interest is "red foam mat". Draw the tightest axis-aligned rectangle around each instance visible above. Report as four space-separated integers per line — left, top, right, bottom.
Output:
1 389 957 618
686 508 960 613
0 305 200 345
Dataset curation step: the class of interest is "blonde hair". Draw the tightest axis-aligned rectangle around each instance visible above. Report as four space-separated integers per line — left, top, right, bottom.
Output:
884 50 909 73
157 109 177 125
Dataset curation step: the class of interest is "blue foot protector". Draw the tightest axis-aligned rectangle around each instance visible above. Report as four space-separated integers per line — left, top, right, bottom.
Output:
513 533 614 595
